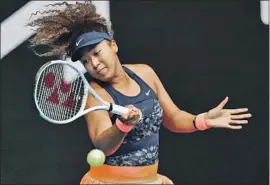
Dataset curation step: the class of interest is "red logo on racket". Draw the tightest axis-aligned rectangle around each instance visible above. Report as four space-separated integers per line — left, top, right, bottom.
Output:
44 72 75 109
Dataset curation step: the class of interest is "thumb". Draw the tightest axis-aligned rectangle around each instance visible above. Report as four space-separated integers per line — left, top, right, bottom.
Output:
216 96 229 110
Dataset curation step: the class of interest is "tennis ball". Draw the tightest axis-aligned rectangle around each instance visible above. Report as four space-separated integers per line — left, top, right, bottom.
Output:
86 149 106 167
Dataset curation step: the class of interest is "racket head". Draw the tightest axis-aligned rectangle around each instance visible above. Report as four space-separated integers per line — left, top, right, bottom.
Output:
33 60 88 124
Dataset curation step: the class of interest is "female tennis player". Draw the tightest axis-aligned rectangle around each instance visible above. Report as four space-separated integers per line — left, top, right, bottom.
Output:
27 2 252 184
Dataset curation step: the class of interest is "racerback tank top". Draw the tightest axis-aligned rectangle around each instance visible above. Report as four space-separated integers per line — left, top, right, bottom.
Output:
94 66 163 166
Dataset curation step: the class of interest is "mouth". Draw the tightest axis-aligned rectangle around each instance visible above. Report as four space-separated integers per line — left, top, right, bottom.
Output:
97 67 106 74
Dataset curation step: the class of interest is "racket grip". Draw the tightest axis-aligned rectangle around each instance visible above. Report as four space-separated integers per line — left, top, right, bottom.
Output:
111 104 129 115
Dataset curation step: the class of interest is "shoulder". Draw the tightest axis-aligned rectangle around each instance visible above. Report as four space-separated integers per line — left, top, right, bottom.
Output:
123 63 157 78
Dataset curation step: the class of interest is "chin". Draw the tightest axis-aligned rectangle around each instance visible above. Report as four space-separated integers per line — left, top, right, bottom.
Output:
95 72 113 82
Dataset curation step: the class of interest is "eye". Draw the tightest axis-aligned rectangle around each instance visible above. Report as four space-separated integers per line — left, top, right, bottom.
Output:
94 50 101 56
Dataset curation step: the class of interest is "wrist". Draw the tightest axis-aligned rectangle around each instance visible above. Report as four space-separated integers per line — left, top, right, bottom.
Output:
194 113 211 131
115 118 134 133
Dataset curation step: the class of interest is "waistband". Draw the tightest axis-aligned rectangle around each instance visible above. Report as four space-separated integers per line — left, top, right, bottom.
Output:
88 162 159 183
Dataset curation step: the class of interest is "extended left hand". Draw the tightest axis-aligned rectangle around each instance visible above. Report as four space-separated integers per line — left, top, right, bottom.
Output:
205 97 252 129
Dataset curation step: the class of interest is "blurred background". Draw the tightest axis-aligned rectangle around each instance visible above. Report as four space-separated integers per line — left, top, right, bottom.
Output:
1 1 269 184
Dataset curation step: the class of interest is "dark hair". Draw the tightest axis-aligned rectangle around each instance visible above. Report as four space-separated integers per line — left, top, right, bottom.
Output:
27 1 114 58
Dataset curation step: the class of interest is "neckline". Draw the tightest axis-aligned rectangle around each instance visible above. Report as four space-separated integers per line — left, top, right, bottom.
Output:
109 66 143 98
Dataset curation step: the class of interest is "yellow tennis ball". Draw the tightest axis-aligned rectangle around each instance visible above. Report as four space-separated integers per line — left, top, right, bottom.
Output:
87 149 106 167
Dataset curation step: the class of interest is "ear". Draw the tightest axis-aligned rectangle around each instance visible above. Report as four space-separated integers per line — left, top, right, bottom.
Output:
110 40 118 53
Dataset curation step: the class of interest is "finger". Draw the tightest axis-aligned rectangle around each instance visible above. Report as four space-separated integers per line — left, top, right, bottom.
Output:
125 105 137 111
135 110 142 120
227 125 243 130
120 113 129 120
224 108 249 114
229 120 248 124
129 110 141 120
231 113 252 119
130 106 138 111
128 110 137 119
121 110 135 120
216 96 229 110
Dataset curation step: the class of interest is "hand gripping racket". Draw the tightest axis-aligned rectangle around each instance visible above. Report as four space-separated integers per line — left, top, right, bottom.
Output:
33 60 130 124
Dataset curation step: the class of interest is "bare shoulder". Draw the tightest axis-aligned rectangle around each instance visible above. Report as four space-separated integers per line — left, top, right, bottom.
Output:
123 64 156 76
88 81 114 106
123 63 158 93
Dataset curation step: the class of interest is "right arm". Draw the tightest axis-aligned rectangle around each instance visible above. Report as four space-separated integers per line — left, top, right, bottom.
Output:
85 82 140 156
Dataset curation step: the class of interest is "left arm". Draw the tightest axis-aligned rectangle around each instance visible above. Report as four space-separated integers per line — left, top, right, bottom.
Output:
144 65 252 133
144 65 197 133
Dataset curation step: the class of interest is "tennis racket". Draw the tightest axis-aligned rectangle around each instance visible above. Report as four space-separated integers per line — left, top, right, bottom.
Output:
33 60 130 124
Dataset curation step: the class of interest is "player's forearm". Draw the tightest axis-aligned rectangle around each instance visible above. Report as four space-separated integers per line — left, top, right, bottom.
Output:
164 110 197 133
94 124 127 156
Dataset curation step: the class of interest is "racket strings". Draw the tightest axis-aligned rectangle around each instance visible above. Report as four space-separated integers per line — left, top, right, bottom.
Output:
36 63 85 121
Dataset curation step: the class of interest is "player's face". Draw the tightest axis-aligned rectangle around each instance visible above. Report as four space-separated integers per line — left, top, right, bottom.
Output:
80 40 119 81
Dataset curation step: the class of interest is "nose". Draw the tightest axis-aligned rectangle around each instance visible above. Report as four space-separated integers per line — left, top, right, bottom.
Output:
90 57 100 69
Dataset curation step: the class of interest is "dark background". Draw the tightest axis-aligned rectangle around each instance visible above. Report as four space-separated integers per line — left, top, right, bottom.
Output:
1 1 269 185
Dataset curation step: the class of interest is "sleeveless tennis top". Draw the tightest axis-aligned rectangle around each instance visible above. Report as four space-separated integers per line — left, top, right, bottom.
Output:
94 66 163 166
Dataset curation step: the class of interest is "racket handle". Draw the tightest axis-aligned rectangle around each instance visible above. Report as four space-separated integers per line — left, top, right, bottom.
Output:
111 104 129 115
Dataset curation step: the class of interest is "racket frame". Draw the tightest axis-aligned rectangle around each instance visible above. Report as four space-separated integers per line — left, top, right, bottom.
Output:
34 60 129 124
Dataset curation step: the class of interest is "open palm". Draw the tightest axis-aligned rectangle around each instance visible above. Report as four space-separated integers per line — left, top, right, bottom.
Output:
205 97 252 129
